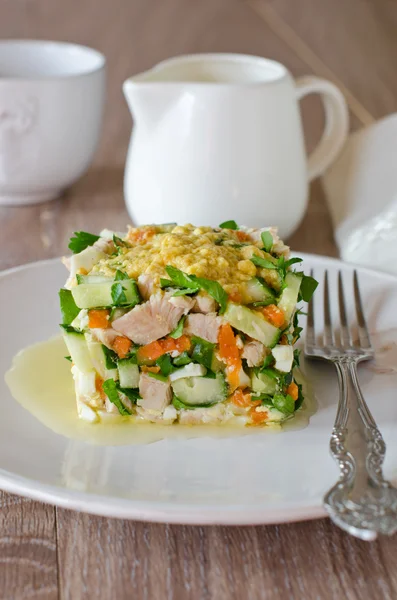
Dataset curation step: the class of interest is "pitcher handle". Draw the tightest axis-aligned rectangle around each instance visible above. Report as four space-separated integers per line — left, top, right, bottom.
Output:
295 76 349 181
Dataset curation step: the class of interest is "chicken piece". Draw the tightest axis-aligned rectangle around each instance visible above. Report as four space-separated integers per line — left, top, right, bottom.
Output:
241 341 267 367
168 295 195 312
192 292 217 314
137 274 155 301
138 373 172 412
90 327 119 350
112 292 188 344
184 313 224 343
136 405 177 424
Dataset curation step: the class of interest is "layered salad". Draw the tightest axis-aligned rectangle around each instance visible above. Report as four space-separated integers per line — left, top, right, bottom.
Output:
60 222 317 426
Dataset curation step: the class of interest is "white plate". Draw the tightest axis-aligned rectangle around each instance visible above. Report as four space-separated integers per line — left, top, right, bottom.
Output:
1 254 397 525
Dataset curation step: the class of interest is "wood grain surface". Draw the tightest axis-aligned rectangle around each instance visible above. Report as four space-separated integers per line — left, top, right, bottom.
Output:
1 0 396 598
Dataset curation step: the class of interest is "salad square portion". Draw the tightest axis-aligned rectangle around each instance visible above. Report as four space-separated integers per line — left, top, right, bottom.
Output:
60 223 317 426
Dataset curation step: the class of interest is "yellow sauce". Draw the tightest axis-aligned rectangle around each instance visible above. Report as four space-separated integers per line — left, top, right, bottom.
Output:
5 336 316 446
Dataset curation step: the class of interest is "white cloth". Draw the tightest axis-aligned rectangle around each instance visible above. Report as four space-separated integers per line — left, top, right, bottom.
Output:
322 114 397 274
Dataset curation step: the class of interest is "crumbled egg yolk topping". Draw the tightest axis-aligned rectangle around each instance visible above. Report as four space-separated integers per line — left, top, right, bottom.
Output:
91 224 286 295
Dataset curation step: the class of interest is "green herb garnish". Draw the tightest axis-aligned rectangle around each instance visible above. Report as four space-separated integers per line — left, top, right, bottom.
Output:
115 269 129 281
219 220 239 230
165 266 198 290
250 255 278 270
273 393 295 415
298 274 318 302
261 231 273 253
59 289 80 325
64 356 72 362
111 282 128 306
284 257 303 269
102 379 132 415
191 336 216 370
102 345 118 370
68 231 100 254
118 387 140 403
169 315 186 339
156 354 176 377
172 351 192 367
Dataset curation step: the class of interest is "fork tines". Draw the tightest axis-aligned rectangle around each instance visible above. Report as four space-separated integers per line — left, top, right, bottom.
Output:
306 269 373 354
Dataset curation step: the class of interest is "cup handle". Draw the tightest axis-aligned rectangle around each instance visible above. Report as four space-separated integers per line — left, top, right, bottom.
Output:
295 76 349 181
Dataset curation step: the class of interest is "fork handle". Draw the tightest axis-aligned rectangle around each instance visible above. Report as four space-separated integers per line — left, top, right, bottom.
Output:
324 356 397 540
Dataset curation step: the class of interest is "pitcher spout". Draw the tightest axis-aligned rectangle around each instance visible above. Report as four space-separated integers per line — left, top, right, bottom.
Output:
123 78 182 129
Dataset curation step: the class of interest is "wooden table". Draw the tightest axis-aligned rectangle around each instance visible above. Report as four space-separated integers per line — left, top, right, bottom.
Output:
2 0 397 597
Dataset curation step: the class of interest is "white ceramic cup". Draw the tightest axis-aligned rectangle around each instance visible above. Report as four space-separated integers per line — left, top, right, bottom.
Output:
0 40 106 206
123 54 349 237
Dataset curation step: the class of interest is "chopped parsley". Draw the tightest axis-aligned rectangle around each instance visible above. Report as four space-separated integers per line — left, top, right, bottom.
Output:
68 231 100 254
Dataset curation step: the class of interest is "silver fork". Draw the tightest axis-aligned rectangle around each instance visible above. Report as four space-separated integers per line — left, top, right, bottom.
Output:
305 269 397 540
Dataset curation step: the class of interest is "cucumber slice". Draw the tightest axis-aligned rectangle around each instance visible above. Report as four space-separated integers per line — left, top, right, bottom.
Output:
85 336 106 377
169 364 207 382
63 330 92 373
278 272 302 323
171 372 227 407
71 280 140 309
76 274 113 284
244 277 276 305
118 358 140 388
251 371 278 394
223 303 280 348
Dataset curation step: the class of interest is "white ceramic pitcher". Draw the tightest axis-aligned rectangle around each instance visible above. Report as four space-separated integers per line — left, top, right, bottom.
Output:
123 54 348 237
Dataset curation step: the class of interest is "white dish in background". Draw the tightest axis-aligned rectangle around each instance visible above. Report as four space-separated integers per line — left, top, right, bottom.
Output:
0 40 105 206
1 254 397 524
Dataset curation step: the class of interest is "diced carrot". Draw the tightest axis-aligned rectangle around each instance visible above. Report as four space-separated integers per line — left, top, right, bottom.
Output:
161 338 176 353
137 340 164 361
112 336 132 359
262 304 285 328
230 389 259 408
128 227 156 244
95 375 106 400
250 407 268 424
227 359 241 390
140 365 161 374
175 335 191 353
236 231 250 242
218 323 240 361
228 290 242 303
88 309 110 329
286 382 299 401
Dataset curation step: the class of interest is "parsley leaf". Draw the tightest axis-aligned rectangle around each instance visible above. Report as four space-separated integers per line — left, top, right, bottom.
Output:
169 315 186 339
273 393 295 415
64 355 72 362
102 345 118 370
59 289 80 325
118 387 140 403
172 288 198 297
285 257 303 269
261 231 273 253
172 351 192 367
191 336 216 370
298 274 318 302
68 231 100 254
156 354 176 377
115 269 129 281
102 379 132 415
219 220 239 230
293 349 301 368
160 278 174 288
111 283 128 306
113 234 127 247
250 255 278 270
165 266 199 290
